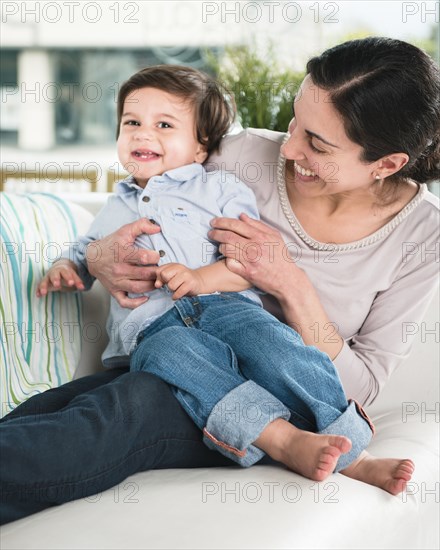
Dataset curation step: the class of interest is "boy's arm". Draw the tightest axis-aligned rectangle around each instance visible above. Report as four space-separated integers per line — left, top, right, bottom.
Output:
37 201 110 297
195 259 251 293
56 195 131 292
155 259 250 300
195 171 260 294
156 173 261 300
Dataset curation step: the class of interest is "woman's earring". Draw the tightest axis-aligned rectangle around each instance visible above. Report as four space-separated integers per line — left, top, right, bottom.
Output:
374 174 381 181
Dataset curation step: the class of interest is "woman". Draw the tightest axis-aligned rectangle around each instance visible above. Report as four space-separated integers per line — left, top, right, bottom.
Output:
1 37 439 524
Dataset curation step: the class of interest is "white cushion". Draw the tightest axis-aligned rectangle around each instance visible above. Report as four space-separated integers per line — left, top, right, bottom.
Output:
0 193 93 417
1 409 438 549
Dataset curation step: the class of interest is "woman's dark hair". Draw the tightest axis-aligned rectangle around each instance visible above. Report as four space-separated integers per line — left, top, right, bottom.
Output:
117 65 234 156
306 37 440 184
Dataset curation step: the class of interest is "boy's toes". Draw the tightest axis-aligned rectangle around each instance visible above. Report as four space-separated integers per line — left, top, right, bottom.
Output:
314 442 348 482
395 459 415 481
329 435 352 455
386 477 409 496
399 459 415 473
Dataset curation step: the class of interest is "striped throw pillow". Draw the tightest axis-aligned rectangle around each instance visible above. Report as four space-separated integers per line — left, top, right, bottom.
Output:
0 193 83 417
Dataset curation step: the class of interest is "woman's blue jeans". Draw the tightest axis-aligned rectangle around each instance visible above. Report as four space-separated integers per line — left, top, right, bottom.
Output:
0 296 373 525
0 368 239 524
131 293 373 469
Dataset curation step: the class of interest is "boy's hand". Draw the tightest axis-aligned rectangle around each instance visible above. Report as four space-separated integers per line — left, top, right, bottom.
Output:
36 260 85 297
155 263 203 300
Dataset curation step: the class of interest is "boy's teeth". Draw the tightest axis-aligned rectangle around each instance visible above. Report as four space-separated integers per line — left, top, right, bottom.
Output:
135 151 158 158
295 162 316 177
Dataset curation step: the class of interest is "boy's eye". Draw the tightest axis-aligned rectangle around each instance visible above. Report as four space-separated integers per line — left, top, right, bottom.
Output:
158 122 172 129
124 120 139 126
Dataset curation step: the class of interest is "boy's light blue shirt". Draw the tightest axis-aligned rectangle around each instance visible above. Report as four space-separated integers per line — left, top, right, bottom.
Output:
63 162 261 366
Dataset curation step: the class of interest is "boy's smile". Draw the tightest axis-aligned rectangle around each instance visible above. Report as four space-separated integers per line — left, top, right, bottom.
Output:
117 87 207 188
132 149 161 160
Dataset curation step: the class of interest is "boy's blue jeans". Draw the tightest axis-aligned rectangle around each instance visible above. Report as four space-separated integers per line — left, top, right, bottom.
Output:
131 293 374 470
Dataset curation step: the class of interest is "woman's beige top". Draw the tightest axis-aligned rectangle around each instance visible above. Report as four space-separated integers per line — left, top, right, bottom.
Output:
209 128 439 406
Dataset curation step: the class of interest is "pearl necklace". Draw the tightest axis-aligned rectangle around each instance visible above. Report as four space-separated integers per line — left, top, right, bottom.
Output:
276 143 426 252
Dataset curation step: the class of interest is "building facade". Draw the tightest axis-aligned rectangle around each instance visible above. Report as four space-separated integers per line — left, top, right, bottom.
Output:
1 0 322 152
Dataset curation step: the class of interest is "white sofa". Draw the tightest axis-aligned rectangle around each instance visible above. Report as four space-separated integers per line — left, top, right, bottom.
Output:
1 193 439 550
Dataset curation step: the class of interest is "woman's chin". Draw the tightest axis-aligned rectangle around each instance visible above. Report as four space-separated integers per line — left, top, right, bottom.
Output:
293 173 323 195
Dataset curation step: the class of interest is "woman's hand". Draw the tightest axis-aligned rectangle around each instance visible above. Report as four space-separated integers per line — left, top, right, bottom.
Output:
208 213 306 302
86 219 162 309
209 213 343 359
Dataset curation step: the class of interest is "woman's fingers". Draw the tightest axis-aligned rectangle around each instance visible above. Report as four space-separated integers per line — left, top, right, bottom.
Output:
225 257 246 276
209 216 280 259
120 218 161 265
87 241 160 267
209 214 278 240
86 218 162 283
123 247 161 266
123 276 156 295
238 213 278 235
113 290 149 310
127 217 162 241
218 241 248 262
121 265 158 282
209 216 255 239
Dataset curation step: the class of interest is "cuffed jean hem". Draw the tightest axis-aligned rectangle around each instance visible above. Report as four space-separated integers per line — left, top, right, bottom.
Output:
320 400 374 472
202 380 291 467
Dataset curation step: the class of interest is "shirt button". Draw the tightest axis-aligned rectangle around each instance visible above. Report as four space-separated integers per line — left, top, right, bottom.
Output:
142 196 150 203
159 250 166 257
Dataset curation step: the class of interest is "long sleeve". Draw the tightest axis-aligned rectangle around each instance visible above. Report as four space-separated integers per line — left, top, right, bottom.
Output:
333 219 439 406
60 196 125 290
209 129 440 408
217 174 260 221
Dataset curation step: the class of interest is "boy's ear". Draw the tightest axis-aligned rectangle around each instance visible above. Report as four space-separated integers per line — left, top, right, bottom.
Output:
195 142 208 164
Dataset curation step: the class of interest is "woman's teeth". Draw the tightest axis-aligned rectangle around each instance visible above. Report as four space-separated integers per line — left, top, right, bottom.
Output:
295 162 316 177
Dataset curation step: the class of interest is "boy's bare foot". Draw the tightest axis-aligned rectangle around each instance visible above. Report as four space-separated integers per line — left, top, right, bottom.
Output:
341 451 415 495
255 419 352 481
280 431 353 481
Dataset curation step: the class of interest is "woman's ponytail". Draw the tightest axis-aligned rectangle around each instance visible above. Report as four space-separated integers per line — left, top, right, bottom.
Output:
403 134 440 183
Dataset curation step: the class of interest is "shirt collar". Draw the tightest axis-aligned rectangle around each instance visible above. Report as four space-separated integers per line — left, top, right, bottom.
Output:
116 163 206 196
163 162 205 182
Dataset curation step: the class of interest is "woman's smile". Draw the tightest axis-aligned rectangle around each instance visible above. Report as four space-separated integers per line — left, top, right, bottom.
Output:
294 161 318 183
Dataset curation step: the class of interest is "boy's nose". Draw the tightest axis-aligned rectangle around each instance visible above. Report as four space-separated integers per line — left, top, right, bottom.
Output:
134 128 154 141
